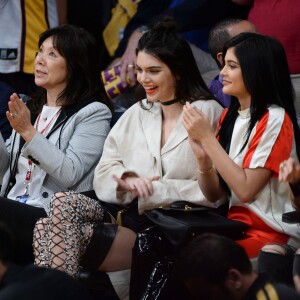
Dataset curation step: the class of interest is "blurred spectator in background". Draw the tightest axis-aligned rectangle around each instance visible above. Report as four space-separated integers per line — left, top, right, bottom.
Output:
66 1 251 108
207 18 256 107
232 0 300 116
116 0 250 88
100 0 250 108
0 0 67 95
67 0 116 70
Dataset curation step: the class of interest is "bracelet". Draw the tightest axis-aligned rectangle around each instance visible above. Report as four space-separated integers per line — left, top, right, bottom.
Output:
197 165 214 174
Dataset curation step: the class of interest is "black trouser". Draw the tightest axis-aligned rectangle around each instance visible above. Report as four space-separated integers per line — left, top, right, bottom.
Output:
0 197 47 265
258 245 295 287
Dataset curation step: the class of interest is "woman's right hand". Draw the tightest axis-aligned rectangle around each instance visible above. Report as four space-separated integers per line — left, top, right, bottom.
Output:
6 93 36 142
113 174 160 199
182 102 215 143
279 158 300 185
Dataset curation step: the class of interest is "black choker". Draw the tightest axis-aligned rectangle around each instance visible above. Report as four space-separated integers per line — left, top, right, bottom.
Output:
159 98 180 106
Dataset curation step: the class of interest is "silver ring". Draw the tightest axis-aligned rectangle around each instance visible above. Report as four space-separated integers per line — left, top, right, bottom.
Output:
10 112 17 119
127 64 134 68
279 162 286 171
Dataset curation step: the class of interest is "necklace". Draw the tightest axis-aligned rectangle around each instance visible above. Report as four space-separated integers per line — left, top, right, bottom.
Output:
35 108 61 134
159 98 180 106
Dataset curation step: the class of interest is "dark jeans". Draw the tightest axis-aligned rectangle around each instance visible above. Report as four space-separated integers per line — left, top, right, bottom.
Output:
0 197 47 265
258 245 295 287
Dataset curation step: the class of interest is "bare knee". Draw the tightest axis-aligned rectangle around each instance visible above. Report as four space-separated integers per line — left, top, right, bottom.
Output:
51 191 83 210
99 226 136 272
35 218 48 234
50 191 76 216
36 218 47 227
261 244 288 255
52 192 68 207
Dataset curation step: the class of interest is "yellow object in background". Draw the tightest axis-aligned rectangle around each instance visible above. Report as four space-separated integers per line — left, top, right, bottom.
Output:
101 65 137 99
103 0 141 57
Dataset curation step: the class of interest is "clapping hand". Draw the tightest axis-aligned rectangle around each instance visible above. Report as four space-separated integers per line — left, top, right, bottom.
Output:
182 102 214 143
6 93 36 142
182 102 214 161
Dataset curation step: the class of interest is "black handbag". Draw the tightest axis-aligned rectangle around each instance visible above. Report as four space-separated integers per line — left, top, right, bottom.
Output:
144 201 247 249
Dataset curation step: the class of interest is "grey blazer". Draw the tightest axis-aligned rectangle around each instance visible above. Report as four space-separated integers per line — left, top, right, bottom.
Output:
0 101 111 214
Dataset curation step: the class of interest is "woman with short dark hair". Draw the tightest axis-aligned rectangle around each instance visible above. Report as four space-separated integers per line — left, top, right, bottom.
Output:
0 24 112 264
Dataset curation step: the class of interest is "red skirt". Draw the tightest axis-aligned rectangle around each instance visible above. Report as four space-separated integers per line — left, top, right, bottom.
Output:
228 206 289 258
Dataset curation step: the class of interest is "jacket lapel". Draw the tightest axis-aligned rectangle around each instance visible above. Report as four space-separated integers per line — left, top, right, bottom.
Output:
141 102 162 161
161 113 187 155
141 102 188 156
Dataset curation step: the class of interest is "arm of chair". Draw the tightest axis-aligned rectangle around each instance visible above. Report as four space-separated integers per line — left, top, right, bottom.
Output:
282 184 300 224
282 211 300 224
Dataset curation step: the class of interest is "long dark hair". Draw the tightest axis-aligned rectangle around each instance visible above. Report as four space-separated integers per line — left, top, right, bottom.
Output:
135 17 214 105
30 24 113 113
218 32 300 158
217 32 300 195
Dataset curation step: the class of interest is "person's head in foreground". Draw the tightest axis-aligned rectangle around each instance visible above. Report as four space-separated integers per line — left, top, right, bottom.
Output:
175 234 256 300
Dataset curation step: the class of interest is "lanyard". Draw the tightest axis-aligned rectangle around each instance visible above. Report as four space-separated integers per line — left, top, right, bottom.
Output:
23 160 33 195
35 108 62 134
22 108 61 195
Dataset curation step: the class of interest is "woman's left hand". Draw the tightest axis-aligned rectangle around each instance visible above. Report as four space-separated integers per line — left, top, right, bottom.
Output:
182 102 215 142
6 93 36 142
113 174 160 199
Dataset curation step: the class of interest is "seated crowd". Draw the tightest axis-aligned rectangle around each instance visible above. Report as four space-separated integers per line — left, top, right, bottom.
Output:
0 6 300 300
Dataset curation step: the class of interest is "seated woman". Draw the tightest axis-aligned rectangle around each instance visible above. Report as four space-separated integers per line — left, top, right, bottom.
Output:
33 18 225 277
182 33 300 263
0 24 113 265
258 158 300 290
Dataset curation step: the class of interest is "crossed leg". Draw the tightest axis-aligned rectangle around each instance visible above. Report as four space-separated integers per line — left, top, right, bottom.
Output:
34 191 104 277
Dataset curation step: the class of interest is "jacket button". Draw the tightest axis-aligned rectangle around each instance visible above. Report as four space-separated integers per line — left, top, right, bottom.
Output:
42 192 49 198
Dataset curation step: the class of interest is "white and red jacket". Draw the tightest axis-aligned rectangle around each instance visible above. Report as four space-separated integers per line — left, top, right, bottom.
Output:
220 105 300 255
